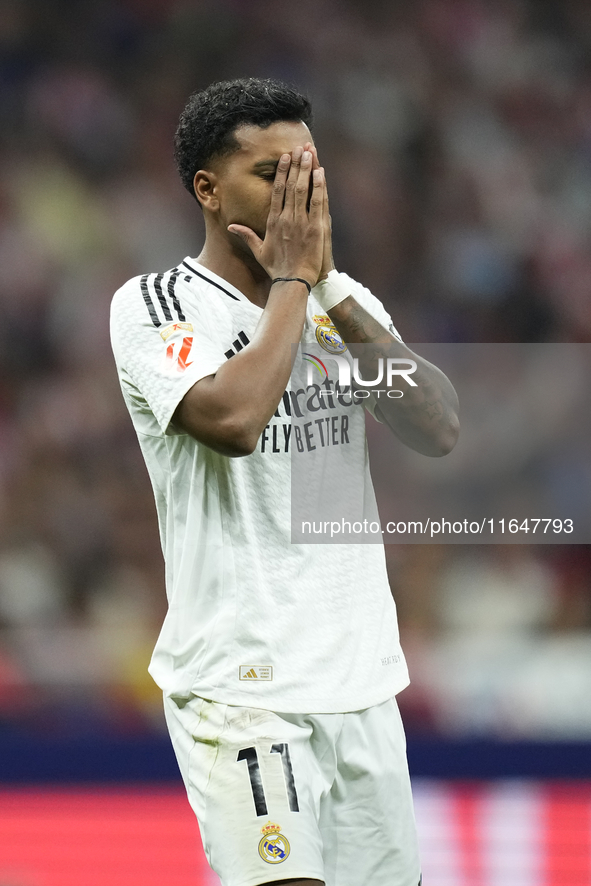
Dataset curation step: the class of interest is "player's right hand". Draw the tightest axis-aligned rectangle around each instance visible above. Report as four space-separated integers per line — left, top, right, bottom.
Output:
305 141 334 282
228 147 325 289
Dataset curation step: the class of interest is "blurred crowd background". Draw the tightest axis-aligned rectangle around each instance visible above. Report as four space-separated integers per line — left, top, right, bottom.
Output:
0 0 590 742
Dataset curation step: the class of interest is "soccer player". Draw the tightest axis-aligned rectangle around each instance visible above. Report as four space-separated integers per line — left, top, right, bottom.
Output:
110 78 458 886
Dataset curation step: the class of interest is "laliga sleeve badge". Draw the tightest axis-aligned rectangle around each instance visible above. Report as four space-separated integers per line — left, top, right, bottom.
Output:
160 322 195 374
258 821 290 864
312 315 346 355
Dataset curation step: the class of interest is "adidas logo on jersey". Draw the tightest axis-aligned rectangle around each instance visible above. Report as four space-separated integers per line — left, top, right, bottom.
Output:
239 665 273 681
225 330 250 360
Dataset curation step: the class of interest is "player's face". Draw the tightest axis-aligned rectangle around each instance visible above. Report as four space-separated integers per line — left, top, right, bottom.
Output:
212 120 315 241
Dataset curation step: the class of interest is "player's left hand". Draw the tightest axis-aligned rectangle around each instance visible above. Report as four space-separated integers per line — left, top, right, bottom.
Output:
305 142 334 281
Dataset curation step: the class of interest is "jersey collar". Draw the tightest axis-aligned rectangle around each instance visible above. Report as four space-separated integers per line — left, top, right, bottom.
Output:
182 259 252 304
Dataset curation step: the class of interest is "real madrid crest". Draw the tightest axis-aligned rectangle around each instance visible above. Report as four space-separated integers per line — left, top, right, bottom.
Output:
258 821 290 864
313 315 347 355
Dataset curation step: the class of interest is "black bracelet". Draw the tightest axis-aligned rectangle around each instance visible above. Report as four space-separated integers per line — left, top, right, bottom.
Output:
271 277 312 295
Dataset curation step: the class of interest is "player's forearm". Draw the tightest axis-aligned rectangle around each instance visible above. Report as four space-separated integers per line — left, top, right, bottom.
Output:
175 283 308 456
328 297 460 457
228 284 309 443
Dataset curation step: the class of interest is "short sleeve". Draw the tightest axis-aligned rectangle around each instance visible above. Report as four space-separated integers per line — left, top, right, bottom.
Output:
110 274 231 435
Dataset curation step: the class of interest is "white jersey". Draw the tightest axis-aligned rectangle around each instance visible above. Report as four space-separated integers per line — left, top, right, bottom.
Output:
110 259 409 713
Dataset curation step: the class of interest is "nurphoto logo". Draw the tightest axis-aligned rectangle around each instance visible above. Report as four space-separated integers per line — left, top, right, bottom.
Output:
304 353 418 389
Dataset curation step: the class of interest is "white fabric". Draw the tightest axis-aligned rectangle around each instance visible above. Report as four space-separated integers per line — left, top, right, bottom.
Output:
311 268 352 312
110 259 409 713
164 693 422 886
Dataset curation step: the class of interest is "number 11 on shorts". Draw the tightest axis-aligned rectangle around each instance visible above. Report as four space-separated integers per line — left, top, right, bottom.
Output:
237 744 300 816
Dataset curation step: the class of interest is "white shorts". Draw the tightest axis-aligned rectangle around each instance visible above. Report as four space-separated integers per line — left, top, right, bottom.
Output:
164 693 421 886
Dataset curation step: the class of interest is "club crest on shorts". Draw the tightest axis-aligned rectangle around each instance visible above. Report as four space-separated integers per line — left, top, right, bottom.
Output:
258 821 290 864
313 315 347 355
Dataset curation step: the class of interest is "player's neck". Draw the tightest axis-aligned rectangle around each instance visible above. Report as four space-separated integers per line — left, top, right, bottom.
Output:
195 236 272 309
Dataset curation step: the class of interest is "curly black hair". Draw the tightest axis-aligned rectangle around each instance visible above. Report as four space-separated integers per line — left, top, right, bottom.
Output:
174 77 313 202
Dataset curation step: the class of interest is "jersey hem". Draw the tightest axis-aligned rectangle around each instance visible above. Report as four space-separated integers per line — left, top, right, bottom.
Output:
173 675 411 715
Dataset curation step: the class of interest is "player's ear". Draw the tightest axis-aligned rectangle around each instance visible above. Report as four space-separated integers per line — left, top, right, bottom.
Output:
193 170 219 211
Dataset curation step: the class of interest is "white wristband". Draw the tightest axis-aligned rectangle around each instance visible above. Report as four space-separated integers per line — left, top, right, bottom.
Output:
311 269 351 313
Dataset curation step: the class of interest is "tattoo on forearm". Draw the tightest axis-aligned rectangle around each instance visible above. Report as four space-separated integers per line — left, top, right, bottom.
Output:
330 296 458 450
342 305 367 339
332 299 389 348
421 399 444 421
